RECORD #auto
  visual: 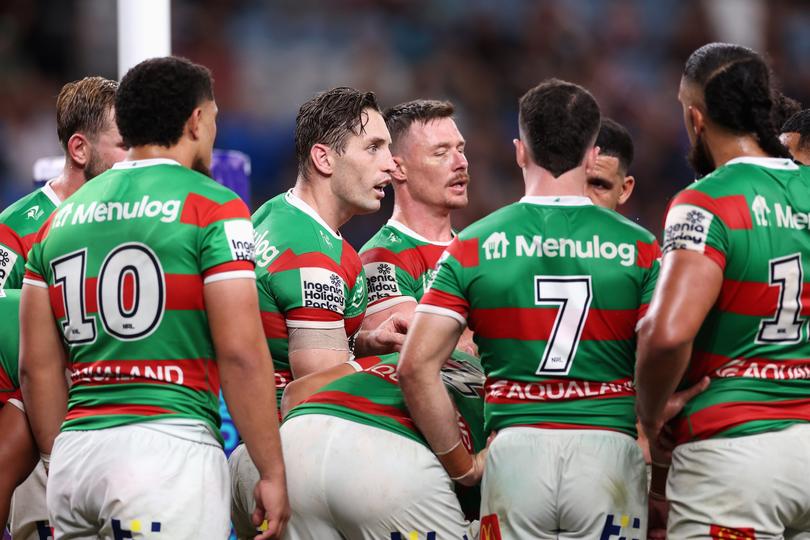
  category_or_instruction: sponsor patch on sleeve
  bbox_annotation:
[663,204,714,255]
[299,267,346,314]
[364,262,401,303]
[0,243,18,289]
[224,219,255,263]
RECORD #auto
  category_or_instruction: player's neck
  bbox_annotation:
[292,178,352,232]
[523,164,587,198]
[127,145,194,169]
[707,132,771,167]
[50,163,88,201]
[390,199,453,243]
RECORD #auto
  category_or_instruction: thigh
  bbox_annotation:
[322,419,470,540]
[228,443,260,539]
[558,431,647,540]
[667,433,795,540]
[479,428,558,540]
[47,432,98,540]
[10,461,50,540]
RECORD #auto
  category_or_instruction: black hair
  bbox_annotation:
[518,78,601,177]
[384,100,455,148]
[595,118,634,174]
[295,87,380,179]
[116,56,214,148]
[772,93,802,133]
[781,109,810,151]
[683,43,790,159]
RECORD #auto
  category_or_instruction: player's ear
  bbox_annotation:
[514,138,528,168]
[391,155,407,183]
[618,175,635,206]
[310,143,333,176]
[688,105,705,137]
[186,107,204,140]
[66,133,90,168]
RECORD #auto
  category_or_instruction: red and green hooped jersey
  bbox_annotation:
[287,350,486,454]
[24,159,257,444]
[360,220,452,315]
[419,196,660,437]
[0,181,60,290]
[0,289,22,408]
[252,191,367,405]
[662,157,810,443]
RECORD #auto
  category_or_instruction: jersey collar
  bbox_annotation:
[112,158,182,170]
[40,179,62,206]
[284,190,342,240]
[519,195,593,206]
[387,219,454,246]
[724,156,799,170]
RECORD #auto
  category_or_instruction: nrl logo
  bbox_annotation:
[26,205,44,220]
[319,230,333,248]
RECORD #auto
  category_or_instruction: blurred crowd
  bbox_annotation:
[1,0,808,244]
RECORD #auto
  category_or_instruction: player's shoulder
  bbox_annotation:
[360,222,404,254]
[590,205,657,243]
[0,187,55,232]
[253,191,340,255]
[455,202,522,241]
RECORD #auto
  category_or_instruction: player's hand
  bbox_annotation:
[641,376,710,449]
[252,477,290,540]
[587,154,620,179]
[456,448,488,487]
[647,492,668,540]
[355,313,409,356]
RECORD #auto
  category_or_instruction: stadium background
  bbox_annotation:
[0,0,809,537]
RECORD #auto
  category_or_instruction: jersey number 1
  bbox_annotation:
[757,254,805,344]
[534,276,592,375]
[51,243,166,344]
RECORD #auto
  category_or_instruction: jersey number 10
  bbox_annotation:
[51,242,166,345]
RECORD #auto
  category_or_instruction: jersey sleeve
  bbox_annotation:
[361,249,419,315]
[343,269,367,336]
[662,188,730,270]
[637,239,662,321]
[195,195,256,284]
[21,218,52,289]
[0,224,26,290]
[416,238,472,326]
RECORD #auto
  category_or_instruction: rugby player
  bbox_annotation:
[780,108,810,164]
[399,79,661,539]
[0,75,125,540]
[19,57,288,539]
[637,43,810,537]
[586,118,636,211]
[0,76,125,292]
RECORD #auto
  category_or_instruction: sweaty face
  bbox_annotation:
[398,117,469,210]
[330,108,395,215]
[586,154,625,210]
[84,108,127,180]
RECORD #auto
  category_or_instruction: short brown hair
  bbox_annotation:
[56,76,118,150]
[384,99,455,148]
[295,87,380,179]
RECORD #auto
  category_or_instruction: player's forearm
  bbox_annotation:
[635,320,692,429]
[220,352,286,480]
[19,368,67,454]
[402,372,461,453]
[280,363,354,418]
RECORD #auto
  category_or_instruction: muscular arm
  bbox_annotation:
[398,312,470,473]
[636,250,722,436]
[287,326,350,379]
[361,299,416,331]
[0,404,38,527]
[19,284,68,455]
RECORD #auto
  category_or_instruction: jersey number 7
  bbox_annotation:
[534,276,592,376]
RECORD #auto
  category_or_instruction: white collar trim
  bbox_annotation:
[519,195,593,207]
[112,158,182,170]
[40,180,62,206]
[284,190,342,239]
[387,219,454,246]
[725,157,799,170]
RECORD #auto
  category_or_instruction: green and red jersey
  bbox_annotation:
[24,159,257,443]
[360,220,452,315]
[662,157,810,443]
[252,190,367,405]
[287,350,486,454]
[419,196,660,437]
[0,181,60,290]
[0,289,23,409]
